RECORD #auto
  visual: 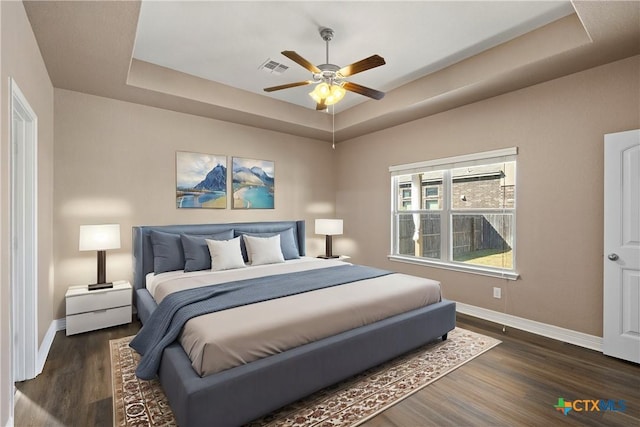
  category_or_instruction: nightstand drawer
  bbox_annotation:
[66,306,131,336]
[66,287,131,315]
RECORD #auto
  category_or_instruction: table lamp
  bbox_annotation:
[79,224,121,290]
[315,219,343,259]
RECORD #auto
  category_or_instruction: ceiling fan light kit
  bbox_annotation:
[309,82,346,106]
[263,27,386,110]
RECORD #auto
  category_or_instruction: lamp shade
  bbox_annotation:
[315,219,343,236]
[79,224,121,251]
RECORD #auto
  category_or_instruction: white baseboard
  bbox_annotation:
[56,317,66,332]
[455,302,603,352]
[36,318,66,375]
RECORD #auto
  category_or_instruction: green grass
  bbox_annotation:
[454,248,513,268]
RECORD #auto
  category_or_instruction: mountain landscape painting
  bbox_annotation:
[232,157,274,209]
[176,151,227,208]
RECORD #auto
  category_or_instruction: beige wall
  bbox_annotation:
[53,89,336,319]
[53,56,640,336]
[335,55,640,337]
[0,1,54,424]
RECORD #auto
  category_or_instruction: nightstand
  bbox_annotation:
[65,280,132,336]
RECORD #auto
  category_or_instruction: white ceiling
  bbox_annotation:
[133,1,575,112]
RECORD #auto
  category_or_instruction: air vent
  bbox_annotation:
[259,59,289,75]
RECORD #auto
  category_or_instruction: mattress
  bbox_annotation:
[147,257,442,377]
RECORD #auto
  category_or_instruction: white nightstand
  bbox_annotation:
[65,280,132,336]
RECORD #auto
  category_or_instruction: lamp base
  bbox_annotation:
[88,282,113,291]
[317,255,339,259]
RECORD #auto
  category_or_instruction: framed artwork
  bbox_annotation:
[176,151,227,209]
[232,157,275,209]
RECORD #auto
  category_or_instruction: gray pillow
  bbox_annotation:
[181,230,234,272]
[236,227,300,262]
[150,230,185,274]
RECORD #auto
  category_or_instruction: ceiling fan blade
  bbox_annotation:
[282,51,321,74]
[338,55,386,77]
[343,82,385,100]
[263,81,313,92]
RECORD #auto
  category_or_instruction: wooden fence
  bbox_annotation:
[398,213,512,258]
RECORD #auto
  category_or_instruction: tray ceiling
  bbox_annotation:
[133,1,575,111]
[23,1,640,142]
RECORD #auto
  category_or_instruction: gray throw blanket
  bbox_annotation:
[130,264,392,379]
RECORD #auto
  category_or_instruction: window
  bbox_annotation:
[399,186,412,209]
[425,187,438,197]
[424,185,440,210]
[389,148,518,280]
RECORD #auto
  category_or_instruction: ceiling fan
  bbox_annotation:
[263,27,386,111]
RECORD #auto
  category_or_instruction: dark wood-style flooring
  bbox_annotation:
[14,314,639,426]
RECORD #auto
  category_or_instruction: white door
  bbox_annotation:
[603,129,640,363]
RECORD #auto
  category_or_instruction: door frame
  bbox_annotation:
[9,78,39,387]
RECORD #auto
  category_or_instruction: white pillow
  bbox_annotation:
[243,234,285,266]
[206,237,246,271]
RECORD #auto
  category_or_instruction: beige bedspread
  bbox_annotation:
[148,258,441,377]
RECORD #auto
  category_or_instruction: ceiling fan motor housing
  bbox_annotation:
[315,64,343,84]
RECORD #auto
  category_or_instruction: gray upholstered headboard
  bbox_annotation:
[132,220,305,291]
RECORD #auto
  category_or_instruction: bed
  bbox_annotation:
[132,220,456,427]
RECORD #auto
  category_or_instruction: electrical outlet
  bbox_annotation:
[493,287,502,299]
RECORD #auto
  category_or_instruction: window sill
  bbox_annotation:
[388,255,520,280]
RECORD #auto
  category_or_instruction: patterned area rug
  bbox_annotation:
[110,328,500,426]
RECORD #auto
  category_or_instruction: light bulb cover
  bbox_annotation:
[309,90,322,103]
[317,82,330,97]
[309,83,345,106]
[325,84,346,105]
